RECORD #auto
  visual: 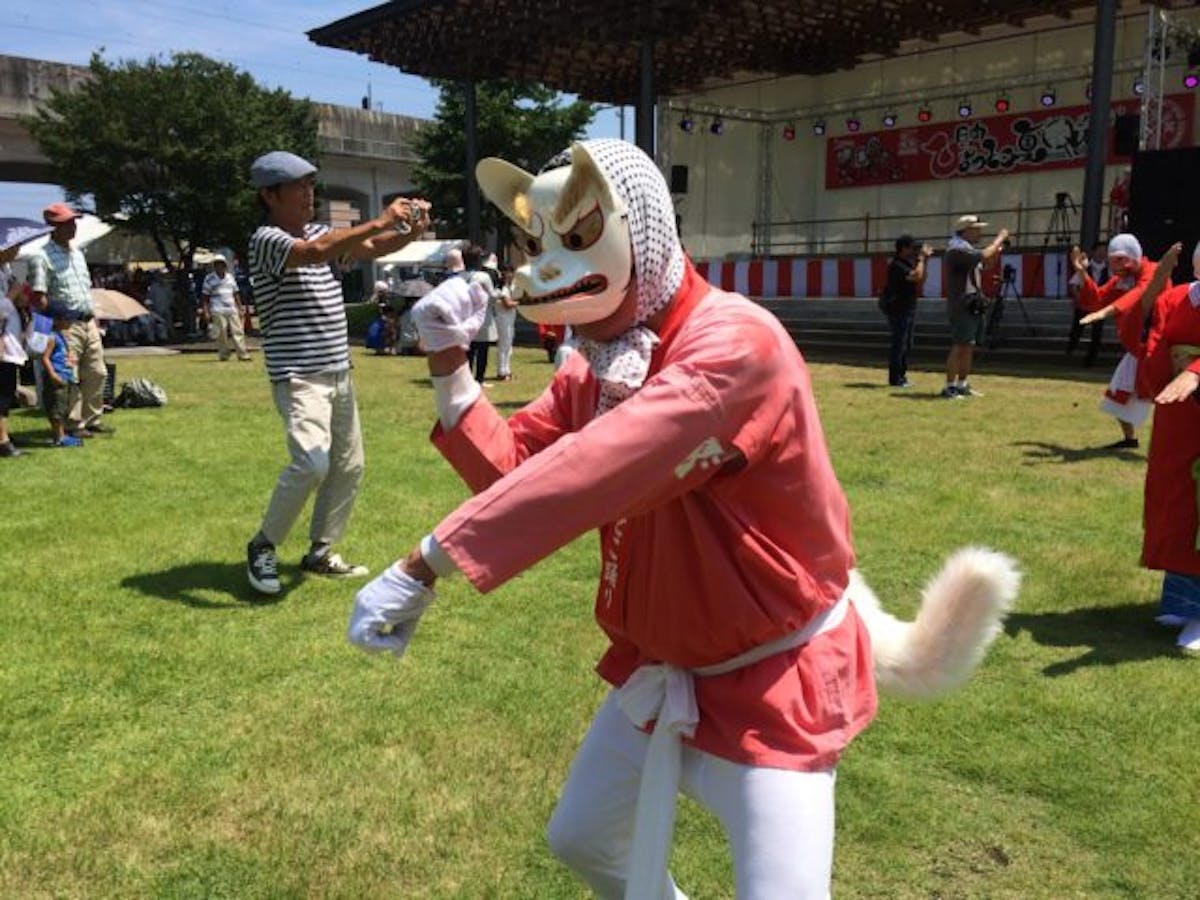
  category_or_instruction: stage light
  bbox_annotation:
[957,98,972,118]
[882,111,897,128]
[994,94,1010,113]
[1185,71,1199,90]
[917,105,933,123]
[1133,76,1145,96]
[812,119,827,136]
[845,115,861,133]
[710,117,724,136]
[782,123,796,141]
[679,116,693,133]
[1039,86,1057,107]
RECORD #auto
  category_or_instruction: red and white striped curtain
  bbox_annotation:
[694,252,1070,300]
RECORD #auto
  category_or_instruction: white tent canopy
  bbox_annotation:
[16,214,113,259]
[14,214,227,269]
[375,238,464,269]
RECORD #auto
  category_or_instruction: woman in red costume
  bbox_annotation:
[1090,241,1200,650]
[1071,234,1162,449]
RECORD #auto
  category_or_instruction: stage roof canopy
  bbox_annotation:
[309,0,1096,105]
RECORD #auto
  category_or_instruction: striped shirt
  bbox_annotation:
[29,241,93,317]
[202,271,239,315]
[248,223,350,381]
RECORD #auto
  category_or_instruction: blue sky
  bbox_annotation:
[1,0,626,213]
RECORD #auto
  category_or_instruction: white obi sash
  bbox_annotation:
[614,590,851,899]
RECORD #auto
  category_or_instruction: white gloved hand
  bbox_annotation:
[347,564,436,658]
[411,276,489,352]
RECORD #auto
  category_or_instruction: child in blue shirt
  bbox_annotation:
[41,312,82,448]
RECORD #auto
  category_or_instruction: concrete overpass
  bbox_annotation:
[0,54,428,232]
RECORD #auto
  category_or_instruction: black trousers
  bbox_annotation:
[1067,306,1104,364]
[467,341,490,382]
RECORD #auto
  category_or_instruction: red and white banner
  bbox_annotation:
[696,252,1073,300]
[825,93,1195,189]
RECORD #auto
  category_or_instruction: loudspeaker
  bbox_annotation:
[1130,147,1200,284]
[1113,114,1140,157]
[669,165,688,194]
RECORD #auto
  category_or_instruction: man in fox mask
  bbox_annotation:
[346,140,1015,898]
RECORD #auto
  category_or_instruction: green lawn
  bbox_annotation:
[1,346,1195,899]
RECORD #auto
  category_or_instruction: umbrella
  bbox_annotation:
[0,217,53,253]
[90,288,150,321]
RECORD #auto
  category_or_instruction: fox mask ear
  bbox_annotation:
[552,142,621,225]
[476,158,536,229]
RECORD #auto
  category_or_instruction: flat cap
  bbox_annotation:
[249,151,317,188]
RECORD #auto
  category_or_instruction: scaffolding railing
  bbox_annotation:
[750,200,1114,257]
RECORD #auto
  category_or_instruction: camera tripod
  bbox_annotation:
[986,266,1035,348]
[1027,191,1077,302]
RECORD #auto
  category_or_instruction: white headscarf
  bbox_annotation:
[566,140,686,414]
[1107,233,1143,290]
[1107,233,1143,263]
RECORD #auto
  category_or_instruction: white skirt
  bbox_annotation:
[1099,352,1152,427]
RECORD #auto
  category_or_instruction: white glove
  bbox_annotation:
[411,277,489,352]
[347,564,436,658]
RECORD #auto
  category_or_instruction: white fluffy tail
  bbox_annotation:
[851,547,1020,699]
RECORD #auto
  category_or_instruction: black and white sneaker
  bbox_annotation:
[300,551,369,578]
[247,541,281,594]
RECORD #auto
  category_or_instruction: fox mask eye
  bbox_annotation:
[561,205,604,252]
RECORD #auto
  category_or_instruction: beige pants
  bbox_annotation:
[259,370,365,547]
[211,310,248,360]
[66,319,107,428]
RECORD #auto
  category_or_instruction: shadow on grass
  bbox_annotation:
[890,392,958,403]
[121,562,292,609]
[842,382,889,390]
[1005,602,1183,676]
[1013,440,1143,464]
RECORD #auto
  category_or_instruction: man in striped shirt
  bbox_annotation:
[245,150,429,596]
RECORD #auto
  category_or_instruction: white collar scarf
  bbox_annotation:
[566,139,685,415]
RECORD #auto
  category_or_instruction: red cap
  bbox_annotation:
[43,202,79,225]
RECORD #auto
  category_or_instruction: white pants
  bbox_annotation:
[495,307,516,377]
[260,371,364,547]
[547,693,836,900]
[211,310,248,360]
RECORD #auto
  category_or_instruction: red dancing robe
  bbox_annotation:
[1117,282,1200,576]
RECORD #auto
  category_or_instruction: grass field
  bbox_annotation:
[1,345,1195,899]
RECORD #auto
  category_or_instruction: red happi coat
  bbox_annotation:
[430,261,877,771]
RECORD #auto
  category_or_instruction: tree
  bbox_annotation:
[411,80,595,246]
[25,52,318,274]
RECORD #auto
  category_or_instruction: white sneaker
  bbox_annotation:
[1176,619,1200,651]
[301,551,369,578]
